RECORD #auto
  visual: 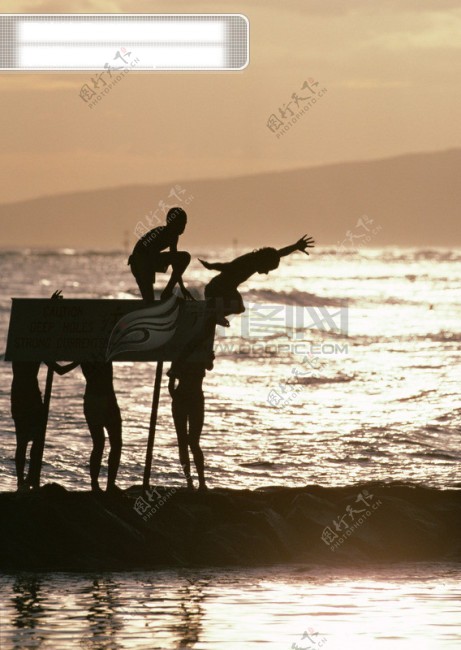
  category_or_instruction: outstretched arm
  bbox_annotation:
[199,259,228,272]
[278,235,315,258]
[46,361,79,376]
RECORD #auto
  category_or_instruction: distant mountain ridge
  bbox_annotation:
[1,149,460,248]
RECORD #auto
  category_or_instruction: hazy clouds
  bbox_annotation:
[0,0,459,202]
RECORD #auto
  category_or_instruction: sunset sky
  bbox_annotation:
[0,0,460,204]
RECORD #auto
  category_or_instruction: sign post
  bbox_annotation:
[143,361,164,493]
[4,297,216,489]
[33,365,54,486]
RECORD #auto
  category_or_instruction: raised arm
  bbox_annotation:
[46,293,77,375]
[277,235,315,258]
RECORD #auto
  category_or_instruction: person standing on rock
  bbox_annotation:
[168,351,214,492]
[52,361,123,494]
[11,291,64,491]
[128,206,194,303]
[11,361,45,491]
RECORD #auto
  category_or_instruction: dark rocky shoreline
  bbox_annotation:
[1,482,460,570]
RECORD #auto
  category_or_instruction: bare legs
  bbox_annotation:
[27,437,42,490]
[134,271,156,303]
[14,438,27,489]
[172,403,193,489]
[88,425,105,491]
[87,419,122,492]
[161,252,191,300]
[188,393,205,490]
[171,380,206,491]
[130,251,191,302]
[107,422,122,490]
[204,287,245,327]
[14,424,42,491]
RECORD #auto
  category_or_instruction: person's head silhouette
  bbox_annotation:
[166,207,187,235]
[253,247,280,274]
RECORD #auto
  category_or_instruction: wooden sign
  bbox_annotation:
[5,296,215,362]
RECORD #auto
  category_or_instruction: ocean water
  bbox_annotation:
[0,247,460,492]
[0,564,460,649]
[1,247,461,648]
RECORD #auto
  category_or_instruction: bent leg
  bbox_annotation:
[161,251,191,299]
[204,282,244,326]
[224,289,245,316]
[130,256,155,302]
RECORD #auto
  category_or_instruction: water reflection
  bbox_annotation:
[171,579,207,649]
[76,574,207,649]
[80,577,123,649]
[1,566,461,649]
[11,575,45,649]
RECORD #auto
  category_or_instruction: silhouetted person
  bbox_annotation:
[11,361,44,491]
[200,235,315,325]
[53,361,122,493]
[128,207,193,302]
[82,362,122,493]
[11,291,63,490]
[168,352,214,491]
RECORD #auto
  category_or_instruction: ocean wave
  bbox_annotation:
[244,288,347,307]
[409,451,458,461]
[293,373,355,386]
[425,331,461,343]
[239,461,280,469]
[376,249,461,263]
[396,389,438,402]
[315,247,461,262]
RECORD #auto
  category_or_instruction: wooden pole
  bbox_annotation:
[34,365,54,487]
[143,361,163,492]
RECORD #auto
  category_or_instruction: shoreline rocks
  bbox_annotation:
[1,482,460,570]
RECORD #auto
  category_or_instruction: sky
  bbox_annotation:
[0,0,460,203]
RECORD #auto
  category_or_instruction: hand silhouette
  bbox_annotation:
[181,288,196,301]
[205,351,215,371]
[295,235,315,255]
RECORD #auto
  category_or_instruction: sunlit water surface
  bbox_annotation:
[1,248,461,648]
[1,564,460,649]
[0,247,460,491]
